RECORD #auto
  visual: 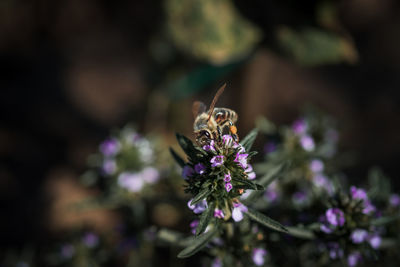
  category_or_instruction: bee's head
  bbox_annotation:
[195,129,213,147]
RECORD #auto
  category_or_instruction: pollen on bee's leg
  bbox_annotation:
[230,125,237,135]
[238,189,244,194]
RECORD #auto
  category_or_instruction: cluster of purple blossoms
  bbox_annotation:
[309,159,334,195]
[291,118,315,152]
[117,167,160,193]
[224,172,232,192]
[350,186,376,215]
[350,228,381,249]
[99,130,155,176]
[99,138,121,175]
[320,208,346,233]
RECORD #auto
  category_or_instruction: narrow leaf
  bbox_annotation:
[196,202,216,236]
[240,128,258,152]
[245,208,288,233]
[285,226,316,240]
[191,187,212,206]
[232,176,258,190]
[169,147,186,168]
[177,226,218,258]
[176,133,201,159]
[371,214,400,226]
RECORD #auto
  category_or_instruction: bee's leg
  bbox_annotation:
[232,133,239,142]
[217,126,222,143]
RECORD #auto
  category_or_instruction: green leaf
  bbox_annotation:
[240,128,258,152]
[245,208,288,233]
[169,147,186,168]
[177,226,219,258]
[190,187,213,206]
[255,116,276,134]
[257,162,288,187]
[176,133,202,159]
[371,214,400,226]
[232,176,263,191]
[196,202,216,236]
[285,226,316,240]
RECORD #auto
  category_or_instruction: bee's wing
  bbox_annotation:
[192,101,207,118]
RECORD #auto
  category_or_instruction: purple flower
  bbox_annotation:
[224,173,231,182]
[182,165,194,180]
[214,209,225,219]
[233,142,246,153]
[190,220,199,235]
[313,174,334,195]
[347,252,362,267]
[327,242,344,259]
[225,182,233,192]
[265,190,279,203]
[222,134,233,146]
[210,155,225,167]
[350,186,368,201]
[264,142,277,154]
[203,140,216,152]
[99,138,120,156]
[252,248,267,266]
[61,244,75,259]
[310,159,324,173]
[118,172,144,193]
[350,229,368,244]
[234,153,249,169]
[141,167,160,183]
[362,201,376,215]
[292,118,307,135]
[82,232,99,248]
[194,163,206,174]
[102,159,117,175]
[368,234,381,249]
[389,194,400,207]
[188,199,207,214]
[245,164,256,180]
[300,135,315,151]
[211,258,222,267]
[264,181,279,202]
[326,208,345,227]
[292,191,308,205]
[320,223,333,234]
[232,202,248,222]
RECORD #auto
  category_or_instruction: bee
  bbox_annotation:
[193,83,239,147]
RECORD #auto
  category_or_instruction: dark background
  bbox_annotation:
[1,0,399,258]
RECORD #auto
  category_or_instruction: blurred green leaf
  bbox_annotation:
[169,147,186,167]
[285,226,316,240]
[191,187,213,206]
[240,128,258,152]
[196,202,216,236]
[177,226,219,258]
[277,26,358,66]
[245,208,288,233]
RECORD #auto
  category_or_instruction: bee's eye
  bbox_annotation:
[201,130,210,138]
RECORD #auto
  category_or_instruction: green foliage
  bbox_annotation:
[177,226,219,258]
[245,208,288,233]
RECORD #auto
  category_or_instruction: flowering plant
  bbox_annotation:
[170,129,289,258]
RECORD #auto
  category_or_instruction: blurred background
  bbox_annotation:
[1,0,400,265]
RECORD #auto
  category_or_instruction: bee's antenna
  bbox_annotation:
[207,83,226,121]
